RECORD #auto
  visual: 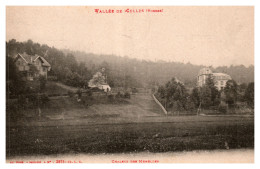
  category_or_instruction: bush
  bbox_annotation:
[47,75,58,81]
[40,94,50,105]
[27,93,38,106]
[218,103,228,113]
[17,95,27,108]
[107,94,114,101]
[124,92,131,99]
[116,92,123,98]
[68,91,74,97]
[76,89,82,98]
[132,88,138,94]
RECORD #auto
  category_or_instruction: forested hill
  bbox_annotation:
[63,49,254,86]
[6,39,254,88]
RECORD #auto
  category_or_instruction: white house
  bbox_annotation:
[197,67,232,90]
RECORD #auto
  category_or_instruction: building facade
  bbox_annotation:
[14,53,51,80]
[197,67,232,90]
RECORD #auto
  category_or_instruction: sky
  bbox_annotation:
[6,6,254,67]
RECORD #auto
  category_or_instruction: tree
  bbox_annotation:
[206,74,219,105]
[25,39,34,55]
[199,85,212,108]
[191,87,200,107]
[28,64,39,79]
[6,56,26,95]
[157,78,188,112]
[39,75,47,91]
[198,75,220,108]
[224,80,238,107]
[244,82,254,108]
[237,83,247,102]
[157,85,166,99]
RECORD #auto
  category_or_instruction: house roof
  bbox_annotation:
[212,73,232,80]
[15,53,51,67]
[38,56,51,67]
[198,67,212,76]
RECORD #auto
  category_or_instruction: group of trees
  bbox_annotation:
[6,56,26,96]
[156,78,194,112]
[156,76,254,114]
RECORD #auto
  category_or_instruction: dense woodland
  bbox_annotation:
[63,49,254,88]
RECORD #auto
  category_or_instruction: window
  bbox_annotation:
[221,81,224,85]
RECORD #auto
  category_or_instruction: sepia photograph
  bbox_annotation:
[5,6,254,163]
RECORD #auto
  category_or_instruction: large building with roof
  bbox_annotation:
[14,53,51,80]
[197,67,232,90]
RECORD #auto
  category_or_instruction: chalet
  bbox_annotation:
[14,53,51,80]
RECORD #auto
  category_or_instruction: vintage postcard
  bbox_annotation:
[5,6,254,163]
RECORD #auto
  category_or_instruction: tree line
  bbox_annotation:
[64,49,254,88]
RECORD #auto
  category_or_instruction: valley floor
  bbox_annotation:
[6,93,254,162]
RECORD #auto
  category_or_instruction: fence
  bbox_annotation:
[152,94,168,115]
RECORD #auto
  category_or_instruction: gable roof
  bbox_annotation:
[15,53,51,67]
[38,56,51,67]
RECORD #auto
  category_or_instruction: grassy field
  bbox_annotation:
[6,93,254,158]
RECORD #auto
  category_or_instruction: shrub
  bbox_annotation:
[68,91,74,97]
[47,75,58,81]
[76,89,82,98]
[27,93,38,106]
[86,90,92,96]
[17,95,27,108]
[40,94,50,105]
[218,103,228,113]
[107,94,114,101]
[116,92,123,98]
[124,92,131,99]
[132,88,138,94]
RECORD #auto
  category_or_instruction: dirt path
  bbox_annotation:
[129,93,165,115]
[54,82,80,92]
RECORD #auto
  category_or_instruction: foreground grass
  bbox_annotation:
[6,117,254,157]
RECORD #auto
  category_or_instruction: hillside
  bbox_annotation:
[6,39,254,90]
[63,49,254,87]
